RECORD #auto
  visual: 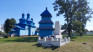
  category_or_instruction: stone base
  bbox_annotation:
[38,36,70,47]
[54,35,62,39]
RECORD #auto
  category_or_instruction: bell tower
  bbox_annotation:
[38,7,54,37]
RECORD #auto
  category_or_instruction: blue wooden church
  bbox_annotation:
[38,7,54,37]
[10,13,37,36]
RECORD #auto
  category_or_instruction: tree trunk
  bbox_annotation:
[80,33,82,36]
[68,23,71,37]
[68,30,71,37]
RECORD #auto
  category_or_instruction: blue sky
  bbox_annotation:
[0,0,93,31]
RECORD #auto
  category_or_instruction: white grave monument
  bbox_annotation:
[54,21,62,39]
[38,21,70,47]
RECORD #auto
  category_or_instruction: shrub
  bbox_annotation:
[3,35,8,38]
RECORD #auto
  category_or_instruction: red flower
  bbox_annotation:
[49,38,51,40]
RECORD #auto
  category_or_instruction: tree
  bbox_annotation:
[4,18,16,34]
[53,0,78,37]
[72,21,83,36]
[72,0,92,36]
[53,0,92,37]
[10,18,16,28]
[61,23,67,30]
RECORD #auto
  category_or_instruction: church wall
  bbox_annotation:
[28,26,31,36]
[20,26,28,36]
[40,24,53,27]
[20,30,28,36]
[42,18,51,20]
[14,28,20,36]
[19,20,26,24]
[31,27,36,35]
[39,30,53,37]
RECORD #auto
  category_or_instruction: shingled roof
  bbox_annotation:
[41,7,52,17]
[38,27,53,30]
[39,20,53,24]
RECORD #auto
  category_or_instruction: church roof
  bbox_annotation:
[27,13,31,21]
[38,27,53,30]
[19,13,26,20]
[14,25,22,29]
[39,20,53,24]
[19,18,26,20]
[13,25,25,30]
[27,24,36,27]
[11,29,16,31]
[17,23,27,25]
[41,7,52,17]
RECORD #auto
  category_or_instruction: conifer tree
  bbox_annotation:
[4,18,16,34]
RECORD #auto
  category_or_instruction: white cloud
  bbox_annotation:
[86,22,93,31]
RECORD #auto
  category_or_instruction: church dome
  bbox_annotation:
[27,13,31,21]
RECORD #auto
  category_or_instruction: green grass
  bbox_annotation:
[0,36,37,43]
[0,36,93,52]
[83,34,93,36]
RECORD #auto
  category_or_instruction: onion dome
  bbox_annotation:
[19,13,26,24]
[27,13,31,21]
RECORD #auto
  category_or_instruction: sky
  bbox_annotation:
[0,0,93,31]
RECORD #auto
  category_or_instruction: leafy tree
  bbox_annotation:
[53,0,92,37]
[72,21,83,36]
[4,18,16,34]
[10,18,16,28]
[61,23,67,30]
[72,0,92,36]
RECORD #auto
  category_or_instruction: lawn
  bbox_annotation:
[0,36,93,52]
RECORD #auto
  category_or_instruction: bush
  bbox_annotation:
[3,35,8,38]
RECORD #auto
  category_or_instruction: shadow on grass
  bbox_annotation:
[32,43,59,50]
[4,37,38,42]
